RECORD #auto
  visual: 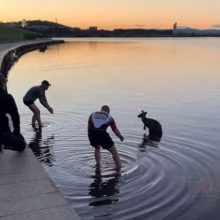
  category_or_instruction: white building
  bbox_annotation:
[21,19,27,28]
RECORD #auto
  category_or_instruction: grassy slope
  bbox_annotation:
[0,25,41,43]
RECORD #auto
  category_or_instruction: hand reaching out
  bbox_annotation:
[48,107,54,114]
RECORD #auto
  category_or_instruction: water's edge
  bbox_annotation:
[0,39,64,76]
[0,40,82,220]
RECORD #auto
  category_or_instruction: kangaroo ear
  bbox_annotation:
[141,110,144,113]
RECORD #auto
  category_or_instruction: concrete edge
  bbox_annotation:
[0,39,64,76]
[0,40,82,220]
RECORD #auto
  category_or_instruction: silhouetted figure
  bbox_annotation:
[23,80,54,129]
[138,110,162,141]
[1,50,17,75]
[10,50,18,63]
[0,73,26,152]
[88,105,124,170]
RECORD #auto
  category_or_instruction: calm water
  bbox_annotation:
[8,38,220,220]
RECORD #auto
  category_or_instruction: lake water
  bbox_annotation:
[8,38,220,220]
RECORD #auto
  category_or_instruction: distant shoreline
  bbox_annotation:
[2,21,220,40]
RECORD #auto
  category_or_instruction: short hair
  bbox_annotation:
[41,80,51,86]
[101,105,110,113]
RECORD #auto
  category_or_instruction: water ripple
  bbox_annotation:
[11,38,220,220]
[22,109,220,220]
[24,113,220,220]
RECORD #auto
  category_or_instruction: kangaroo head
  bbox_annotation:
[137,110,147,118]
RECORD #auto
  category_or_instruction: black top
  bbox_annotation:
[0,88,20,134]
[23,86,47,107]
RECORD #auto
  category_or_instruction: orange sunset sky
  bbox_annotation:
[1,0,220,30]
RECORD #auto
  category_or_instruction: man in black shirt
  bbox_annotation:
[23,80,53,129]
[0,73,26,152]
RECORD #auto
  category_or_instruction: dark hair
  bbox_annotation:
[41,80,51,86]
[101,105,110,113]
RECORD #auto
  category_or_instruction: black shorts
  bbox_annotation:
[23,100,34,106]
[88,130,114,149]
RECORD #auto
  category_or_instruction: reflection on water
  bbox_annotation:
[138,133,159,150]
[8,38,220,220]
[89,167,120,207]
[29,128,55,166]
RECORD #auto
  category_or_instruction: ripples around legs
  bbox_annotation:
[24,111,220,220]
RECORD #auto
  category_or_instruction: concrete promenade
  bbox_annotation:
[0,40,53,66]
[0,41,81,220]
[0,39,63,59]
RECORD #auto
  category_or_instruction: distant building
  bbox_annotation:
[21,19,27,28]
[172,22,178,35]
[173,22,177,30]
[89,26,98,31]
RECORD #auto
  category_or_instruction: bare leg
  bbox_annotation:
[107,145,121,169]
[94,146,101,167]
[28,104,42,128]
[32,115,36,127]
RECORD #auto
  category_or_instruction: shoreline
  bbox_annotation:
[0,39,81,220]
[0,38,64,76]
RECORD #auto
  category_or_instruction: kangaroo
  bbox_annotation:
[138,110,162,141]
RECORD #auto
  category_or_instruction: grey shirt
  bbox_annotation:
[23,86,47,107]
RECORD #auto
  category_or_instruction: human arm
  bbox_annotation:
[39,90,53,114]
[114,128,124,141]
[111,119,124,141]
[44,102,53,114]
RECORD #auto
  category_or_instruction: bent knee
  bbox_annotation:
[108,145,117,152]
[34,108,40,115]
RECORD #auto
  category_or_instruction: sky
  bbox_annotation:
[1,0,220,30]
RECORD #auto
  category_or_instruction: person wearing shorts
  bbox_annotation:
[23,80,53,129]
[88,105,124,169]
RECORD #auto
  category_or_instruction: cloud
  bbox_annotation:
[212,24,220,29]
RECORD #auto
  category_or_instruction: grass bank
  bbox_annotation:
[0,24,44,43]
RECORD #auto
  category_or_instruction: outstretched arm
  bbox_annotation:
[39,90,53,114]
[111,120,124,141]
[44,102,53,114]
[113,128,124,141]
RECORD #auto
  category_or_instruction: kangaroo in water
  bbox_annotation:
[137,110,162,141]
